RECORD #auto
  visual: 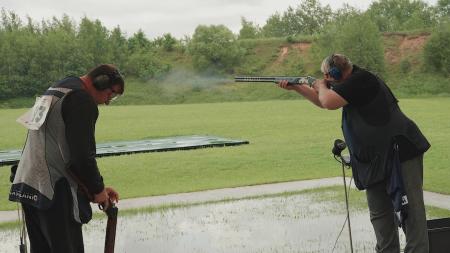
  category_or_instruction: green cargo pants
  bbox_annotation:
[366,155,429,253]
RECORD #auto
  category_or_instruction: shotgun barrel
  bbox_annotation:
[234,76,316,87]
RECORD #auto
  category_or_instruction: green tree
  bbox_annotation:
[109,26,129,68]
[339,15,385,73]
[188,25,244,73]
[153,33,178,51]
[367,0,437,31]
[77,17,112,67]
[40,15,85,78]
[25,16,39,34]
[0,10,45,97]
[128,29,151,53]
[262,13,286,37]
[424,21,450,75]
[261,0,332,37]
[123,49,171,80]
[0,13,118,99]
[282,0,332,35]
[437,0,450,22]
[1,8,22,32]
[333,4,362,25]
[314,15,385,74]
[238,17,261,39]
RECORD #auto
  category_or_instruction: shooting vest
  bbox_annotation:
[9,78,91,224]
[342,76,430,190]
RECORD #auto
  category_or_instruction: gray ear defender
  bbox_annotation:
[92,74,111,90]
[92,70,122,90]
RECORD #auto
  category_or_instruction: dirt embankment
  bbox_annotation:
[274,43,311,64]
[385,34,429,64]
[274,33,429,65]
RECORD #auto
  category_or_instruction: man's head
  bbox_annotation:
[85,64,125,105]
[321,54,353,82]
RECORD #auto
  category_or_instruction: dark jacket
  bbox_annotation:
[340,70,430,190]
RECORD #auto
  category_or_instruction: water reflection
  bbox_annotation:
[1,189,406,253]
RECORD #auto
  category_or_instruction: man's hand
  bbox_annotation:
[313,79,348,109]
[94,187,119,210]
[312,79,328,92]
[277,80,300,90]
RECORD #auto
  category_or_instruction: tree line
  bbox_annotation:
[0,11,178,99]
[239,0,448,38]
[1,0,449,99]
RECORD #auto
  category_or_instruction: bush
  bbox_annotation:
[400,59,412,73]
[424,21,450,75]
[123,50,171,80]
[338,15,385,74]
[154,33,178,52]
[238,17,261,39]
[188,25,244,73]
[286,35,296,43]
[366,0,437,32]
[314,15,385,74]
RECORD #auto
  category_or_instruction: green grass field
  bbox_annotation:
[1,98,449,211]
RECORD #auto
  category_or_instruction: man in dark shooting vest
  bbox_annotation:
[10,64,124,252]
[278,54,430,253]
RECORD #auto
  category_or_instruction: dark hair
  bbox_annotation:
[87,64,124,93]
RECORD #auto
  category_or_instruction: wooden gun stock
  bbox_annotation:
[104,202,118,253]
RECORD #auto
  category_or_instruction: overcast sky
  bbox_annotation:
[1,0,439,39]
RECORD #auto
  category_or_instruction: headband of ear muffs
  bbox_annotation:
[92,70,122,90]
[328,55,343,81]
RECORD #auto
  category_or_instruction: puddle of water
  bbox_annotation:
[0,189,406,253]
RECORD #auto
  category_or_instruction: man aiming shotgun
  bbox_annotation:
[273,54,430,252]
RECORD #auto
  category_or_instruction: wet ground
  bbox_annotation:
[0,187,406,253]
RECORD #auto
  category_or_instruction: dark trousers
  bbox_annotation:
[366,155,429,253]
[22,180,84,253]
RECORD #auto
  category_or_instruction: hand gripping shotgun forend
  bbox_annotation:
[234,76,316,87]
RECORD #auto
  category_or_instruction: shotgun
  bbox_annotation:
[67,170,118,253]
[234,76,316,87]
[103,201,118,253]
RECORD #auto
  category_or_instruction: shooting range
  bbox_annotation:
[1,0,450,252]
[2,135,450,252]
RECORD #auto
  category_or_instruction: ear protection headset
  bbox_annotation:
[92,70,122,90]
[327,54,343,81]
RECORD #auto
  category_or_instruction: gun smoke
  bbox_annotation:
[160,68,232,91]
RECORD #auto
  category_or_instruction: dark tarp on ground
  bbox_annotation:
[0,135,249,166]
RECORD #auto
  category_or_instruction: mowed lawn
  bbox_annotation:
[1,98,449,211]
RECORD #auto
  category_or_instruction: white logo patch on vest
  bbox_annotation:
[17,95,52,130]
